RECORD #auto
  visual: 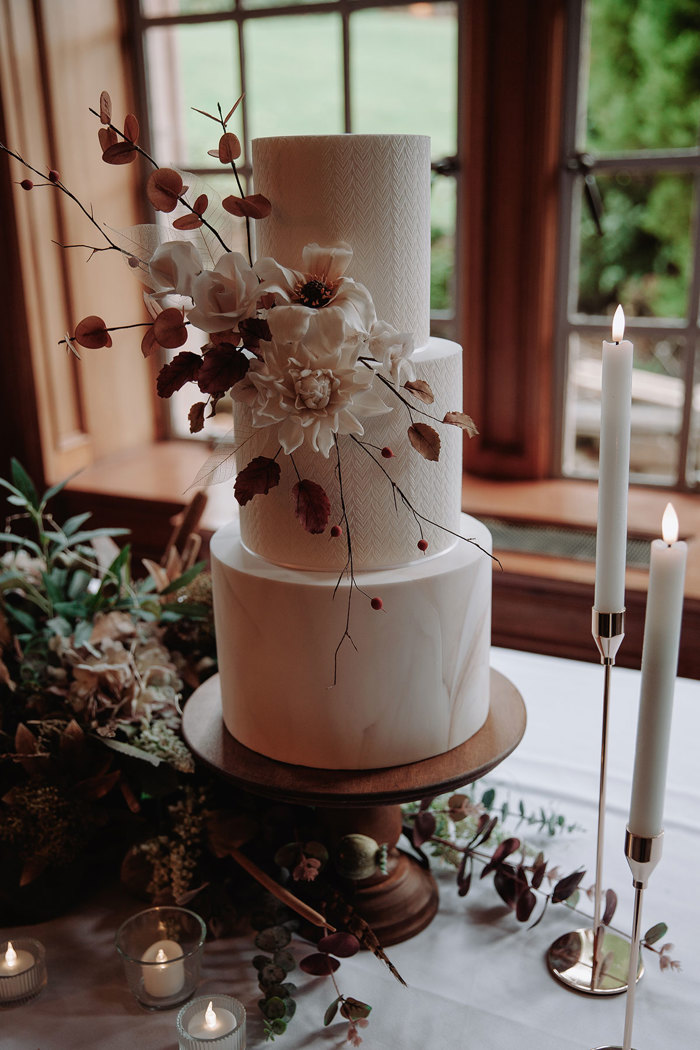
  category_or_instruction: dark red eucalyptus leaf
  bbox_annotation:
[74,315,112,349]
[551,869,585,904]
[153,307,188,349]
[218,131,241,163]
[188,402,206,434]
[531,859,547,891]
[324,998,341,1027]
[299,953,339,976]
[101,141,137,165]
[234,456,281,506]
[123,113,140,143]
[457,865,472,898]
[99,90,112,124]
[489,837,521,865]
[493,867,519,908]
[193,193,209,216]
[197,345,249,394]
[172,214,203,231]
[239,316,272,350]
[403,379,434,404]
[443,411,479,436]
[147,167,184,213]
[407,422,441,462]
[411,809,436,848]
[339,998,371,1022]
[472,814,498,848]
[602,888,618,927]
[156,351,202,398]
[516,887,537,922]
[141,327,160,358]
[418,796,435,812]
[317,933,360,958]
[222,193,272,219]
[98,126,118,152]
[292,480,330,534]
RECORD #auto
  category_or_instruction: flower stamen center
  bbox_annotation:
[294,278,334,309]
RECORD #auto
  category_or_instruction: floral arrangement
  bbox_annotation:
[1,90,482,670]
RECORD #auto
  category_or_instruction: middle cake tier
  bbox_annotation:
[234,336,463,571]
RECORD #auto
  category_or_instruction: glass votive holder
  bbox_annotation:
[0,938,47,1005]
[115,906,206,1010]
[177,995,246,1050]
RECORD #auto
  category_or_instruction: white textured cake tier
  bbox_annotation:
[235,337,463,571]
[252,134,431,348]
[211,513,492,770]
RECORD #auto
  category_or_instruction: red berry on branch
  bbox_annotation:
[417,539,428,552]
[128,255,141,268]
[381,447,394,458]
[20,179,33,191]
[370,597,383,611]
[48,169,60,183]
[330,524,342,538]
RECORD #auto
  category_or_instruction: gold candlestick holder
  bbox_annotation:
[547,609,642,995]
[592,828,664,1050]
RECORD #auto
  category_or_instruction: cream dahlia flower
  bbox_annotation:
[186,252,260,333]
[255,242,376,334]
[232,307,390,457]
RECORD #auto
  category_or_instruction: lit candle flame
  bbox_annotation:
[205,1001,217,1030]
[662,503,679,544]
[155,948,167,964]
[612,304,625,342]
[5,942,17,968]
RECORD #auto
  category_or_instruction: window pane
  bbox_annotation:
[688,352,700,486]
[351,5,457,158]
[575,173,693,319]
[244,16,343,138]
[141,0,233,14]
[241,0,329,7]
[145,24,241,169]
[563,333,685,484]
[430,174,456,316]
[584,0,700,152]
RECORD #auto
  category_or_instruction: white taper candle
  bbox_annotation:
[594,305,634,614]
[628,504,687,838]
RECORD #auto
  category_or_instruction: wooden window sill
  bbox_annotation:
[60,441,700,678]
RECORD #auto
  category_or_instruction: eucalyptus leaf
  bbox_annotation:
[324,997,341,1027]
[643,922,668,946]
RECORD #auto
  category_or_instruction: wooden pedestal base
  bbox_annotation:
[183,669,525,945]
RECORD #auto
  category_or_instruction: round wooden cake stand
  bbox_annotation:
[183,669,525,946]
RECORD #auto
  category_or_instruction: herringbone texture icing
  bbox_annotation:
[236,338,463,570]
[253,135,432,348]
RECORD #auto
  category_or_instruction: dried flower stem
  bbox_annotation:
[228,845,335,932]
[215,102,252,267]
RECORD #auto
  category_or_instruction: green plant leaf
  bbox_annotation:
[481,788,496,809]
[324,996,341,1027]
[643,922,668,946]
[99,737,163,766]
[0,533,44,558]
[4,603,36,632]
[60,512,93,537]
[51,527,130,554]
[40,468,83,509]
[160,560,207,595]
[159,601,211,620]
[10,459,39,509]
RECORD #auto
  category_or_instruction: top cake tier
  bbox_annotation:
[252,134,432,348]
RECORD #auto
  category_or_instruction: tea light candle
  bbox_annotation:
[0,939,46,1002]
[187,1000,238,1040]
[141,938,185,998]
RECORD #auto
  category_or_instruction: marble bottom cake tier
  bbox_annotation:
[210,514,492,770]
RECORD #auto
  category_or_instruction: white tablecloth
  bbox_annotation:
[3,648,699,1049]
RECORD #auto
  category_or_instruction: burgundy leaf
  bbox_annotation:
[99,90,112,124]
[516,887,537,922]
[531,858,547,891]
[443,411,479,436]
[493,867,519,908]
[292,480,330,534]
[193,193,209,216]
[317,933,360,959]
[339,998,372,1022]
[153,307,188,349]
[147,167,184,213]
[551,869,585,904]
[188,401,206,434]
[218,131,241,163]
[156,351,202,398]
[74,315,112,349]
[101,141,137,165]
[412,810,436,848]
[239,316,271,350]
[489,837,521,865]
[172,214,203,231]
[472,814,498,848]
[602,888,617,927]
[407,422,441,462]
[299,953,339,976]
[403,379,435,404]
[197,345,249,394]
[123,113,140,143]
[234,456,281,506]
[98,126,118,152]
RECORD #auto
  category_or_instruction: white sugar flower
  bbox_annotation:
[186,252,260,333]
[256,242,376,334]
[368,320,416,387]
[232,307,390,457]
[147,241,202,300]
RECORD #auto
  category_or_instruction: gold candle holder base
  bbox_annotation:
[546,927,642,995]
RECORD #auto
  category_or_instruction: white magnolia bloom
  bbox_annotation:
[232,308,390,457]
[255,242,376,335]
[147,241,202,300]
[187,252,260,333]
[368,320,416,387]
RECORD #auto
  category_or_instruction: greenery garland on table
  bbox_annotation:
[0,463,679,1045]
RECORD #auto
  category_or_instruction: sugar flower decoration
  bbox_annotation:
[186,252,260,333]
[232,307,390,457]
